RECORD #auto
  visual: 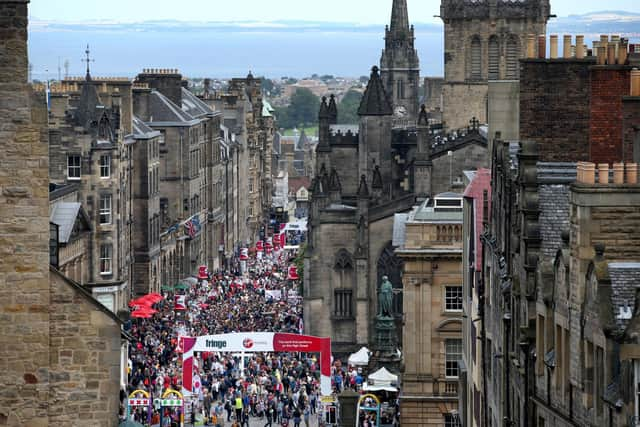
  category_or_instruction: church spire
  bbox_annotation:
[390,0,409,34]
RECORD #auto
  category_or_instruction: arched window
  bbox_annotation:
[488,36,500,80]
[397,79,405,100]
[506,36,520,79]
[470,36,482,80]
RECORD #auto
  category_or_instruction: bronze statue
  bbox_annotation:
[378,275,394,317]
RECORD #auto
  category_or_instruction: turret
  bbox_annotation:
[413,105,433,197]
[328,94,338,125]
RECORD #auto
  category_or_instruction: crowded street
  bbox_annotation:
[124,247,328,427]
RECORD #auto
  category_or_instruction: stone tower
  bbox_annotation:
[0,0,51,424]
[440,0,550,129]
[380,0,420,121]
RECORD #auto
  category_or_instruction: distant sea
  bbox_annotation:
[29,27,444,80]
[28,14,640,81]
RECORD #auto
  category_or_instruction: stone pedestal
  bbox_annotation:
[375,315,397,356]
[337,389,360,427]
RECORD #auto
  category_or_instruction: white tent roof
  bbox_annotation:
[348,347,370,366]
[362,382,398,393]
[368,367,398,385]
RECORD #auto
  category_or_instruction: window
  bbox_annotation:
[99,194,112,225]
[445,286,463,312]
[488,36,500,80]
[67,155,81,180]
[334,289,353,318]
[445,339,463,378]
[99,244,112,275]
[470,36,482,80]
[444,413,462,427]
[506,36,520,79]
[99,154,111,178]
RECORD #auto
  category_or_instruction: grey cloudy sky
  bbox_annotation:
[31,0,640,23]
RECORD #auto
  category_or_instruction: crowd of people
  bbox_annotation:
[124,249,323,426]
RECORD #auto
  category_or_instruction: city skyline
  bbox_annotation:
[30,0,640,24]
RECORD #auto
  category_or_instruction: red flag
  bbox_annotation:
[174,295,187,311]
[256,241,264,252]
[288,265,299,280]
[240,248,249,261]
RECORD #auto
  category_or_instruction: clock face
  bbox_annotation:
[394,105,407,118]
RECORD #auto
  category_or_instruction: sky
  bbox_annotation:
[30,0,640,24]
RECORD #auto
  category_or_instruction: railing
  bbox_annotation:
[629,416,640,427]
[433,379,459,396]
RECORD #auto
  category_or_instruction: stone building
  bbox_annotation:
[0,2,124,425]
[304,0,488,356]
[128,117,162,294]
[466,37,640,427]
[396,193,465,426]
[439,0,550,130]
[132,70,225,284]
[459,168,491,427]
[48,72,134,310]
[49,183,92,285]
[207,74,275,247]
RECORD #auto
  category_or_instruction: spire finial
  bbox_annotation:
[83,44,95,81]
[390,0,410,33]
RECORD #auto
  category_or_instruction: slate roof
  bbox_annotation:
[608,262,640,334]
[358,66,393,116]
[148,90,197,124]
[132,116,160,139]
[181,88,214,118]
[50,202,87,243]
[538,184,571,261]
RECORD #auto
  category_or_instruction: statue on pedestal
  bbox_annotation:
[377,275,394,318]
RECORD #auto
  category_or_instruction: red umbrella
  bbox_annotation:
[142,293,164,304]
[131,310,152,319]
[128,297,152,308]
[132,305,158,315]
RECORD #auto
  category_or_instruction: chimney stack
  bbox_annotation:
[550,35,558,59]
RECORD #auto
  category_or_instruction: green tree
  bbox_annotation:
[337,89,363,124]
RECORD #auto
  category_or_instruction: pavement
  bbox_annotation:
[183,412,324,427]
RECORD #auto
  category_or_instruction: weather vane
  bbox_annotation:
[83,44,95,79]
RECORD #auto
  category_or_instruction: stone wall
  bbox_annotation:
[49,269,121,427]
[0,0,51,424]
[520,59,594,162]
[431,143,488,195]
[442,83,488,130]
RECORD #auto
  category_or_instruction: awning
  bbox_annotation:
[362,382,398,393]
[348,347,371,366]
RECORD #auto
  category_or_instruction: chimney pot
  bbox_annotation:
[619,41,628,65]
[626,163,638,184]
[584,163,596,184]
[538,35,547,59]
[600,34,609,46]
[550,35,558,59]
[613,163,625,184]
[607,44,616,65]
[598,163,610,184]
[563,35,572,59]
[597,46,607,65]
[576,35,585,59]
[526,34,536,59]
[631,69,640,97]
